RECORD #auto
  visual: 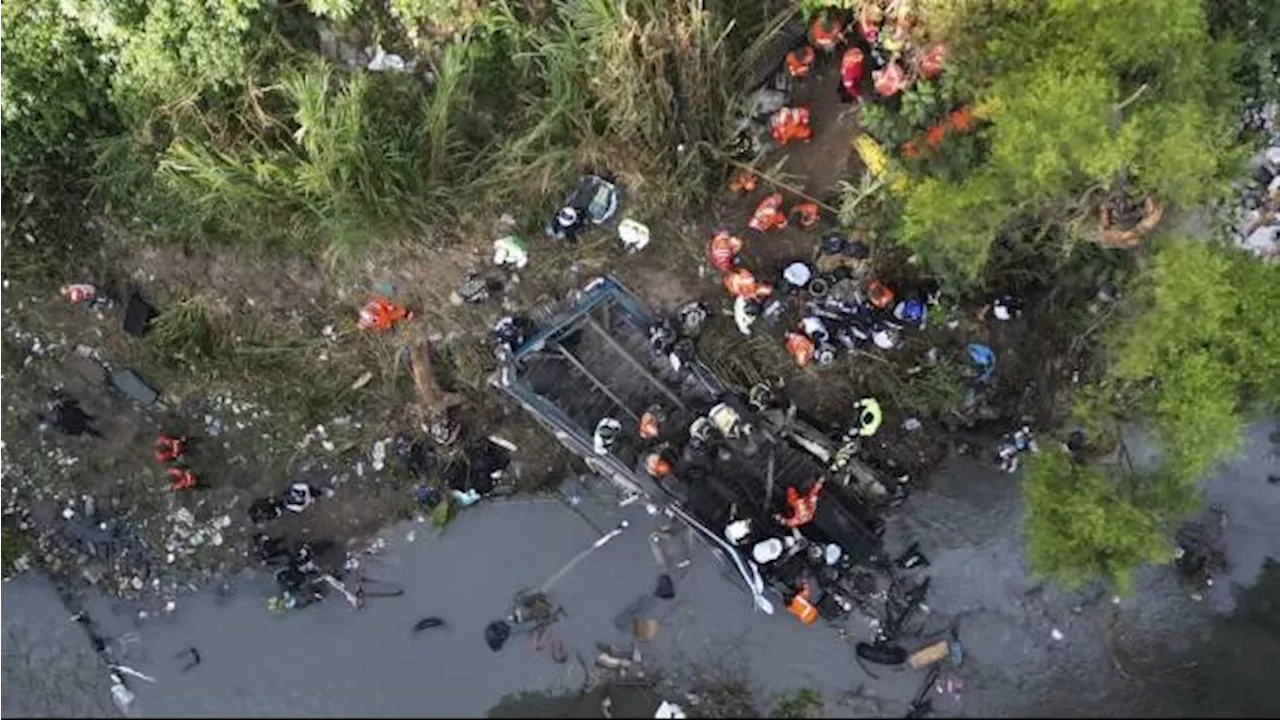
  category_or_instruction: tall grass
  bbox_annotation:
[91,0,772,257]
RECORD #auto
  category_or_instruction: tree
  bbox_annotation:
[898,0,1240,285]
[1022,448,1171,594]
[1110,239,1280,484]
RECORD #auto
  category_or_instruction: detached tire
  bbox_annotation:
[856,641,908,666]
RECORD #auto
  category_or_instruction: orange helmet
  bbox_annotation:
[786,46,817,78]
[867,280,895,309]
[786,331,816,366]
[808,14,844,52]
[639,410,662,439]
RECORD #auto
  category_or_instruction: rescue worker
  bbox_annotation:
[790,202,820,228]
[639,406,665,440]
[708,230,744,272]
[749,193,789,232]
[777,478,826,528]
[494,315,527,357]
[873,62,909,97]
[769,107,813,147]
[284,482,315,513]
[725,518,753,547]
[677,302,709,338]
[786,45,817,79]
[644,452,674,478]
[852,397,883,437]
[723,267,773,300]
[547,205,586,243]
[167,467,198,491]
[786,330,816,367]
[593,417,622,454]
[839,47,866,104]
[153,433,188,463]
[808,12,844,53]
[357,297,411,332]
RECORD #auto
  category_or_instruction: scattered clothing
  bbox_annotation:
[46,397,101,437]
[492,236,529,269]
[485,620,512,651]
[284,483,316,513]
[123,292,155,337]
[176,647,201,673]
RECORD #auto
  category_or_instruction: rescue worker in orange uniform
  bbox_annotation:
[873,62,909,97]
[787,583,820,625]
[154,433,188,463]
[790,202,820,229]
[724,268,773,301]
[866,279,895,310]
[786,45,817,78]
[168,467,199,491]
[708,230,744,272]
[644,452,673,478]
[785,330,816,367]
[770,107,813,147]
[808,13,844,53]
[777,477,825,529]
[748,193,789,232]
[357,297,411,332]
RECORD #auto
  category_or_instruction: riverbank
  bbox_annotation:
[5,421,1276,718]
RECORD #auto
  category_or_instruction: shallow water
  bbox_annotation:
[3,423,1277,718]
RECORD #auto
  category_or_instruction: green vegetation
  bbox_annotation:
[1023,448,1170,595]
[771,688,824,719]
[4,0,1279,597]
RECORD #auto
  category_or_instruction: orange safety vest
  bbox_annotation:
[782,481,823,528]
[867,280,895,310]
[749,193,789,232]
[770,107,813,146]
[708,231,744,272]
[785,331,815,367]
[787,585,819,625]
[791,202,820,228]
[724,268,772,300]
[358,297,410,331]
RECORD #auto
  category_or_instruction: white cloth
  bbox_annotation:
[993,303,1012,321]
[872,328,898,350]
[726,519,752,545]
[783,261,813,288]
[619,218,651,252]
[492,236,528,269]
[752,537,784,564]
[801,316,828,341]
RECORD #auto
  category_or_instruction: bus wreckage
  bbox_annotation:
[494,276,913,628]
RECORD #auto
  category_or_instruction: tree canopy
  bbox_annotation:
[898,0,1240,285]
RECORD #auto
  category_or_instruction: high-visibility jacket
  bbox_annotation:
[785,331,815,367]
[708,231,743,272]
[749,193,788,232]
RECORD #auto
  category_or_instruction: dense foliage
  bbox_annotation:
[1023,448,1170,594]
[892,0,1241,284]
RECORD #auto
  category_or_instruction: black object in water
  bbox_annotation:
[414,617,445,632]
[856,641,908,666]
[485,620,512,651]
[654,574,675,600]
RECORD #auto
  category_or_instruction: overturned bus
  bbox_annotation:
[493,276,888,624]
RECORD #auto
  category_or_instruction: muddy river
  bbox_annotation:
[4,423,1277,718]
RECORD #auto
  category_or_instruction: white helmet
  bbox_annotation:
[557,207,579,228]
[752,537,784,564]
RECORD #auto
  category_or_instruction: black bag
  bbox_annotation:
[485,620,512,651]
[856,641,907,666]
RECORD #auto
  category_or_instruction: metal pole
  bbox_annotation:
[540,520,631,594]
[582,316,686,410]
[554,344,641,422]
